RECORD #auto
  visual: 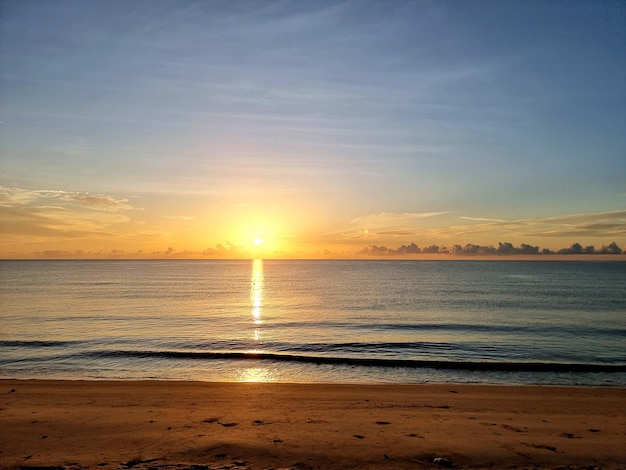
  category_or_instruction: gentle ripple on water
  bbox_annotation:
[1,259,625,385]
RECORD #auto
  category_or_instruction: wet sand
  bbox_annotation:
[1,379,625,469]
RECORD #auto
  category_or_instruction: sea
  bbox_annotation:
[1,259,625,386]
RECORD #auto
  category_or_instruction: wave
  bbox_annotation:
[361,323,626,337]
[269,321,626,337]
[0,340,84,348]
[81,349,626,372]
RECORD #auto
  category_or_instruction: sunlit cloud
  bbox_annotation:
[323,209,626,254]
[30,248,131,258]
[0,186,134,211]
[59,192,132,211]
[356,211,626,256]
[377,230,416,236]
[201,243,247,257]
[459,216,506,223]
[0,185,135,240]
[323,212,447,243]
[432,210,626,240]
[326,211,449,241]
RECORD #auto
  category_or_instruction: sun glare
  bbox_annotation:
[254,237,265,245]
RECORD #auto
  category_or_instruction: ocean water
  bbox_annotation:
[1,259,625,386]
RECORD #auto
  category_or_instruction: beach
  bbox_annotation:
[1,380,624,469]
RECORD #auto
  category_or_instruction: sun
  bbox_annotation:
[254,237,265,246]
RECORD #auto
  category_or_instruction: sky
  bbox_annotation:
[1,0,625,258]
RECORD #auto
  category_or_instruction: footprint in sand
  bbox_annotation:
[501,424,527,433]
[523,442,557,452]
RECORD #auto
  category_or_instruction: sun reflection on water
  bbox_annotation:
[236,259,276,382]
[238,366,276,382]
[251,258,264,328]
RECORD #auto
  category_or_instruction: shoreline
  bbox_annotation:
[2,379,625,469]
[3,376,626,388]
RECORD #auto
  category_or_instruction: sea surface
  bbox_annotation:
[1,259,625,386]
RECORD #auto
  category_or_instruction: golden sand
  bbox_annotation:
[1,380,624,469]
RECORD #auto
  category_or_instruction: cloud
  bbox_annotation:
[359,240,623,256]
[58,192,132,211]
[201,242,246,257]
[459,216,505,222]
[353,211,449,226]
[0,185,134,211]
[528,210,626,226]
[1,202,128,233]
[423,210,626,240]
[0,205,115,238]
[493,210,626,238]
[32,250,87,258]
[360,243,446,255]
[149,246,177,256]
[326,211,449,241]
[29,248,133,258]
[329,209,626,251]
[0,185,135,240]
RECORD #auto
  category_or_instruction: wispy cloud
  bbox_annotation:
[459,216,505,223]
[0,185,136,240]
[324,209,626,247]
[0,186,134,211]
[507,211,626,238]
[434,210,626,240]
[326,211,449,241]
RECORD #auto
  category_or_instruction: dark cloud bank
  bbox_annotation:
[360,241,623,256]
[23,242,623,259]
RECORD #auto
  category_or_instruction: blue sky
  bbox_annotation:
[1,0,624,257]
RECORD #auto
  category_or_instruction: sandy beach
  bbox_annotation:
[1,380,624,469]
